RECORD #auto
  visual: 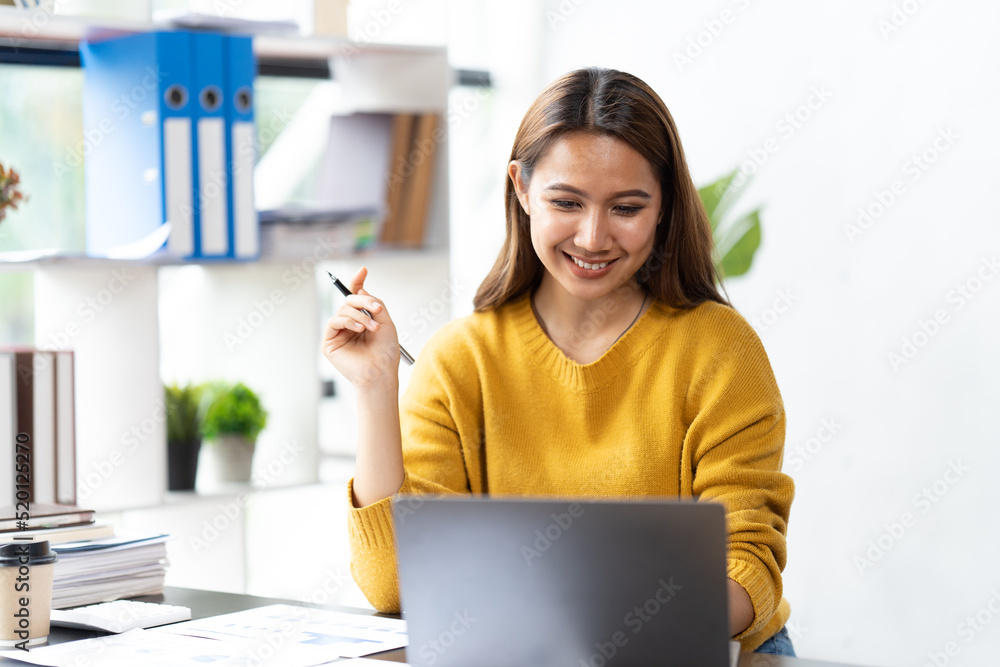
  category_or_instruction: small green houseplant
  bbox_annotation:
[165,383,205,491]
[200,382,268,483]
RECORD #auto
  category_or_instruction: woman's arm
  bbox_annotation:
[321,267,406,509]
[683,305,794,642]
[728,578,754,636]
[352,378,404,508]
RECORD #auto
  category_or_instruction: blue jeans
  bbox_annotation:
[752,626,796,656]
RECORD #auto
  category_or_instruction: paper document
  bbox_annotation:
[151,604,408,659]
[0,629,247,667]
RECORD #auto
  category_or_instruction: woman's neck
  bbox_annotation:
[531,278,649,363]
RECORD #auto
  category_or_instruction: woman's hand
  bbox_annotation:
[322,267,401,388]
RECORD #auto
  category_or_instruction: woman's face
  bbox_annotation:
[510,132,663,303]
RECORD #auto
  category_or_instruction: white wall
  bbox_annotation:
[444,2,1000,665]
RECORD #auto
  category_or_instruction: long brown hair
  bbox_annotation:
[473,67,729,311]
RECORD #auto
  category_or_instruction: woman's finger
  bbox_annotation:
[348,266,368,295]
[339,296,382,330]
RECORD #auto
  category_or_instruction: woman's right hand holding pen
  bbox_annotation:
[322,267,402,389]
[322,267,406,507]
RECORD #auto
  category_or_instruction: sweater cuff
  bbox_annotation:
[727,555,777,640]
[346,475,409,550]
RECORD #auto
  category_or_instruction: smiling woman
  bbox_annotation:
[323,67,795,656]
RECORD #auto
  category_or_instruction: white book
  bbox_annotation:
[0,352,15,507]
[55,351,77,505]
[32,351,57,505]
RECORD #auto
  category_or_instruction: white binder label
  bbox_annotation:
[233,122,257,258]
[164,118,194,257]
[198,117,228,256]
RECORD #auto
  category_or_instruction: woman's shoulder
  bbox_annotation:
[658,298,761,345]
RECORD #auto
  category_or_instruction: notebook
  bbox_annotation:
[393,497,737,667]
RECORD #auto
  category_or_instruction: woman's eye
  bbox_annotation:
[615,205,642,215]
[551,200,577,210]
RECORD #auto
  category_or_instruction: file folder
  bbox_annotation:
[81,31,196,259]
[224,34,259,260]
[191,31,230,259]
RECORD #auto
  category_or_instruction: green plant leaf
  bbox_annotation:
[716,210,761,279]
[698,169,737,231]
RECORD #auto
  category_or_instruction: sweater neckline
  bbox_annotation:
[508,293,667,392]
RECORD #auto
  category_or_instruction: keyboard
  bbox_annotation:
[49,600,192,633]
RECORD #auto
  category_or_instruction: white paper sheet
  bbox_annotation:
[151,604,408,659]
[0,605,407,667]
[0,629,249,667]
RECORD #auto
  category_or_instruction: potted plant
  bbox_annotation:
[200,382,268,483]
[0,161,27,225]
[165,382,204,491]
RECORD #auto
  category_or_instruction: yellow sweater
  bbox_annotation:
[346,294,794,652]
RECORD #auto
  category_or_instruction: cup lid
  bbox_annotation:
[0,540,58,566]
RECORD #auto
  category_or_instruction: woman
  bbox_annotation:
[322,67,795,656]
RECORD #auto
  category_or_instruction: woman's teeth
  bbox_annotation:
[572,255,611,270]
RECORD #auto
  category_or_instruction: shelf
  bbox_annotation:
[0,6,445,60]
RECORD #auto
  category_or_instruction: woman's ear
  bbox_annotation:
[508,161,530,216]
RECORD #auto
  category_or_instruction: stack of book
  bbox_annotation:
[0,503,112,544]
[1,504,169,609]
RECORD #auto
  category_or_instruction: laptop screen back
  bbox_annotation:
[394,497,730,667]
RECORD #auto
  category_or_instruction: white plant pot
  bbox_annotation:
[203,434,255,483]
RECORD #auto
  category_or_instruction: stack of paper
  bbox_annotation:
[51,534,170,609]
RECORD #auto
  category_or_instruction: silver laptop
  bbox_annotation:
[393,497,734,667]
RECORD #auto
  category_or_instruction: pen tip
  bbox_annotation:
[327,271,336,281]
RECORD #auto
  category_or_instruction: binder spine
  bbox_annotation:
[191,32,230,259]
[157,30,195,259]
[225,34,259,260]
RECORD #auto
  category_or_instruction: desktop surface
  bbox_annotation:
[1,587,866,667]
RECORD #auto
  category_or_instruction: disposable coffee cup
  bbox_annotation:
[0,540,58,649]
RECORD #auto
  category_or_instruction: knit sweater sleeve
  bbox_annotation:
[346,320,480,613]
[682,304,794,643]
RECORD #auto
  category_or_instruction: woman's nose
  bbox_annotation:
[575,208,613,253]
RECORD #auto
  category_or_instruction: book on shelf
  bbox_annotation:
[0,348,77,507]
[381,113,416,245]
[380,112,441,248]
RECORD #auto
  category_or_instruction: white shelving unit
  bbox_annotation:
[2,7,452,602]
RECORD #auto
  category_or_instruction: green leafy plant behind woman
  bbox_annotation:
[699,169,762,280]
[201,382,268,442]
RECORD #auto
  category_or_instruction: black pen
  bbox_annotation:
[328,272,415,365]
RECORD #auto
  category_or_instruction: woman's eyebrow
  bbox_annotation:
[543,183,652,199]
